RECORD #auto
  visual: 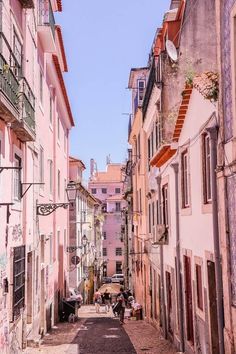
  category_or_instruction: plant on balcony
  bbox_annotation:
[193,71,219,102]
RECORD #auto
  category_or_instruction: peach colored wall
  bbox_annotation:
[88,164,126,277]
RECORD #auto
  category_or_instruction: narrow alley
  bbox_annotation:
[25,305,176,354]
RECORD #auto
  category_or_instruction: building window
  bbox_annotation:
[115,202,121,212]
[39,70,43,104]
[115,188,120,194]
[50,234,53,264]
[102,203,107,212]
[139,189,142,212]
[181,150,190,208]
[57,170,60,200]
[196,264,203,311]
[49,160,53,194]
[116,247,122,256]
[64,132,67,153]
[49,96,53,125]
[102,188,107,194]
[152,201,155,226]
[103,231,107,240]
[156,115,162,151]
[156,200,160,224]
[202,134,212,203]
[148,203,151,233]
[57,116,60,141]
[91,188,97,194]
[138,79,145,105]
[13,246,25,320]
[14,154,21,200]
[137,133,141,159]
[162,185,168,227]
[116,261,122,274]
[103,248,107,257]
[39,146,44,185]
[13,30,22,72]
[57,230,60,260]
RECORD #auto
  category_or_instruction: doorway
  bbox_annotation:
[27,252,33,324]
[207,260,219,354]
[166,271,173,335]
[183,255,194,344]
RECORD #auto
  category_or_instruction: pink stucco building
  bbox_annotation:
[88,162,126,278]
[0,0,74,351]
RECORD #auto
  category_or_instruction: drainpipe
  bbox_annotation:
[206,126,225,354]
[171,163,184,353]
[156,176,167,339]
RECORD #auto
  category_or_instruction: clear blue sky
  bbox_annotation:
[56,0,170,180]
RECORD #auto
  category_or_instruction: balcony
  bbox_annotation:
[38,0,56,53]
[0,38,20,121]
[11,78,36,142]
[18,0,34,8]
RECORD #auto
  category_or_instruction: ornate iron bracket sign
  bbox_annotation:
[37,202,70,216]
[66,245,83,253]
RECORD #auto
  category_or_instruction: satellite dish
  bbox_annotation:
[166,40,178,62]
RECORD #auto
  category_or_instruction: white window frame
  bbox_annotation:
[181,150,190,208]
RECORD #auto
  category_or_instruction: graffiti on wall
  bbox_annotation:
[12,224,22,242]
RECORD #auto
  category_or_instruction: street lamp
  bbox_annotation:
[66,181,78,202]
[37,180,78,216]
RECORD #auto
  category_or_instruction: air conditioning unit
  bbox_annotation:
[153,224,168,245]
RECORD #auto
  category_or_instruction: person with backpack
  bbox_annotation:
[94,288,102,313]
[116,287,126,324]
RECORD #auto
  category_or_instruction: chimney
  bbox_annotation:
[170,0,180,10]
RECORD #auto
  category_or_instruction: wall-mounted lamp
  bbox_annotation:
[37,180,78,216]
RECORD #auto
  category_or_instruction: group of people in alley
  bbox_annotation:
[94,287,133,325]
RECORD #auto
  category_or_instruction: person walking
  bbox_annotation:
[94,288,102,313]
[117,287,126,325]
[103,289,111,313]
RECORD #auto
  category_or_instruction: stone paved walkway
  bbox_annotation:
[124,320,176,354]
[24,305,177,354]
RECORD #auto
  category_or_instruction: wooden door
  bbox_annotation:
[184,255,194,344]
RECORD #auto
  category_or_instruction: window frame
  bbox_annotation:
[13,246,25,321]
[196,264,204,311]
[115,261,122,274]
[39,146,44,186]
[181,150,190,208]
[115,202,121,212]
[162,184,169,227]
[115,187,121,194]
[137,79,145,105]
[202,134,212,204]
[101,188,107,194]
[115,247,122,256]
[13,154,22,201]
[91,188,97,194]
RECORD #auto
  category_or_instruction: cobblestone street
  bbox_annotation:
[25,305,176,354]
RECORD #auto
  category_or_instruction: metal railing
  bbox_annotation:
[20,78,35,131]
[0,33,20,109]
[38,0,56,38]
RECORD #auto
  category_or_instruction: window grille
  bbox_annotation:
[13,246,25,320]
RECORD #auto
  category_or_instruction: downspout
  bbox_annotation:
[171,163,185,353]
[206,126,225,354]
[156,176,167,339]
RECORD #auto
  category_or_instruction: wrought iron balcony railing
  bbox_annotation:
[38,0,56,38]
[0,33,20,110]
[0,53,19,109]
[20,78,35,132]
